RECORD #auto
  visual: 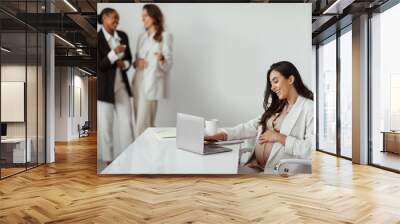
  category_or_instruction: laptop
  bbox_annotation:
[176,113,235,155]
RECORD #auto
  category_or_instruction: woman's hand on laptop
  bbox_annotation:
[204,132,227,144]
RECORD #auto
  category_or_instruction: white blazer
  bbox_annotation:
[221,96,314,174]
[134,31,173,100]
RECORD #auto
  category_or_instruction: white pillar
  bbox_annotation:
[46,32,55,163]
[45,0,56,163]
[352,14,369,164]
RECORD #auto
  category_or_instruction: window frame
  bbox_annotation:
[315,24,353,161]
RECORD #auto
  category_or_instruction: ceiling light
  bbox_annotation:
[323,0,354,15]
[63,0,78,12]
[54,34,75,48]
[1,47,11,53]
[323,0,341,14]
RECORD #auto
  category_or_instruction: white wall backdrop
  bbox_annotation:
[98,3,312,127]
[55,67,89,141]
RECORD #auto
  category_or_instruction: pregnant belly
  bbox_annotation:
[254,142,275,168]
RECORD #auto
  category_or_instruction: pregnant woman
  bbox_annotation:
[206,61,314,174]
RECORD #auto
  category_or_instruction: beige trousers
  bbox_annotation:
[133,70,158,137]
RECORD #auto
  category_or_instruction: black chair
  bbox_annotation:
[79,121,90,138]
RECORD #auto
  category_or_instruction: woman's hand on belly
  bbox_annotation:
[258,129,287,145]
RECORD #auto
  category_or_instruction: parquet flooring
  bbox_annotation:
[1,167,26,178]
[1,134,400,223]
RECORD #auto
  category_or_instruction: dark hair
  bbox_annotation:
[259,61,313,132]
[143,4,164,42]
[98,8,117,25]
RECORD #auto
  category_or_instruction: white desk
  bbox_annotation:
[1,138,32,163]
[101,128,241,174]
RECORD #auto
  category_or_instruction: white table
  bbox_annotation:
[101,128,241,174]
[1,138,32,163]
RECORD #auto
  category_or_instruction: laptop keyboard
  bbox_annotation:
[204,145,232,154]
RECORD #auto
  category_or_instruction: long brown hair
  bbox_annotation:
[143,4,164,42]
[259,61,313,133]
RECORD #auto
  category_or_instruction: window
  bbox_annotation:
[389,74,400,130]
[339,28,352,158]
[370,2,400,171]
[317,36,337,155]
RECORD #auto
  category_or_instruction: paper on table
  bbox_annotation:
[154,128,176,140]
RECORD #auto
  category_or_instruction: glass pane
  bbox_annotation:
[340,29,352,158]
[371,4,400,171]
[1,32,27,177]
[318,37,337,154]
[0,0,46,178]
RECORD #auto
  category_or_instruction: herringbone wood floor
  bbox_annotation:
[1,134,400,224]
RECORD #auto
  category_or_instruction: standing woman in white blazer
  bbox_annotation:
[206,61,314,174]
[132,4,173,137]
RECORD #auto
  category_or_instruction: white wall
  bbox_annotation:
[1,65,36,137]
[55,67,89,141]
[55,66,68,141]
[1,64,46,164]
[1,66,25,125]
[72,72,89,138]
[98,3,312,127]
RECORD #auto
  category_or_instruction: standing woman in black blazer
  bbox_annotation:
[97,8,135,165]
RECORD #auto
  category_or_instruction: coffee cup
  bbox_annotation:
[205,119,218,136]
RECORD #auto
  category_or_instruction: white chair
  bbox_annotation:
[274,158,312,176]
[238,147,312,176]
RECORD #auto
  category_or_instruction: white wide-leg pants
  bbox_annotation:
[98,88,135,162]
